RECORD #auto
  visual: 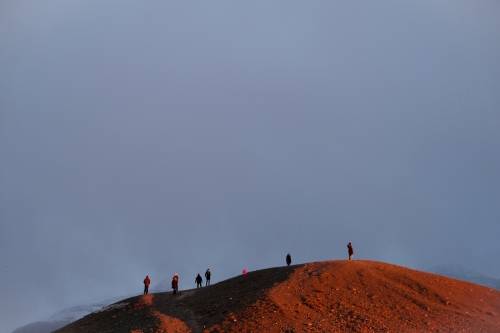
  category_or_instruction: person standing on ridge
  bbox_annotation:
[205,268,211,286]
[143,275,151,295]
[172,273,179,295]
[347,242,354,260]
[195,273,203,288]
[286,253,292,266]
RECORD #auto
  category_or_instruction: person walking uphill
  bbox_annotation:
[172,273,179,295]
[205,268,211,286]
[195,273,203,288]
[143,275,151,295]
[286,253,292,266]
[347,242,354,260]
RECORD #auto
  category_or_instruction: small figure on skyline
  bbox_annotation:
[347,242,354,261]
[286,253,292,266]
[242,268,248,276]
[172,273,179,295]
[195,273,203,288]
[205,268,211,286]
[143,275,151,295]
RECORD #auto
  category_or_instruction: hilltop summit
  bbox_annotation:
[56,260,500,333]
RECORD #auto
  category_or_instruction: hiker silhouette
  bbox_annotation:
[347,242,354,260]
[286,253,292,266]
[205,268,211,286]
[195,273,203,288]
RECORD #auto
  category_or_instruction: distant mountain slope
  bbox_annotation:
[12,298,121,333]
[56,260,500,333]
[431,264,500,290]
[12,321,67,333]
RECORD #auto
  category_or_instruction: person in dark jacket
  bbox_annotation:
[205,268,211,286]
[172,274,179,295]
[143,275,151,295]
[195,273,203,288]
[286,253,292,266]
[347,242,354,260]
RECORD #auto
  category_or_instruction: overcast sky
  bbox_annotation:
[1,0,500,332]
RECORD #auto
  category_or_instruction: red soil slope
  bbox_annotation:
[56,260,500,333]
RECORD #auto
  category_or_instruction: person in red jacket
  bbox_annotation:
[143,275,151,295]
[172,273,179,295]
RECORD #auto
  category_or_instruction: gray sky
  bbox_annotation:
[1,0,500,331]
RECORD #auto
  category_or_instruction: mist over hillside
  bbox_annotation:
[2,0,500,332]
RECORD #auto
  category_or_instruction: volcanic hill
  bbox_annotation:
[55,260,500,333]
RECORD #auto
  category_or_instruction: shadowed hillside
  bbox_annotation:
[56,260,500,333]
